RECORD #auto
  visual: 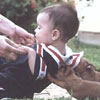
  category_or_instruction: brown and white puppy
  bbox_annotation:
[48,66,100,100]
[74,58,100,82]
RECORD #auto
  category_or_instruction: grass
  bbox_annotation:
[68,37,100,70]
[7,37,100,100]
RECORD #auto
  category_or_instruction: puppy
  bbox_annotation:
[48,66,100,100]
[74,58,100,82]
[65,51,100,82]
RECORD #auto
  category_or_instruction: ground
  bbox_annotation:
[34,83,77,100]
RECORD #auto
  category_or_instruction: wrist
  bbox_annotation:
[8,27,16,38]
[0,16,3,23]
[0,14,16,37]
[28,48,35,54]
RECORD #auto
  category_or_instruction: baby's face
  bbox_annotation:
[34,12,54,44]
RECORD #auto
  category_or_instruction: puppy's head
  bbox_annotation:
[74,58,96,80]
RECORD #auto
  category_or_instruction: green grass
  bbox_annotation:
[7,37,100,100]
[68,37,100,70]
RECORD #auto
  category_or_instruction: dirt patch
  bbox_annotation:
[34,83,77,100]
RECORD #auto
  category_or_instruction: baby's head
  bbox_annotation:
[35,3,79,44]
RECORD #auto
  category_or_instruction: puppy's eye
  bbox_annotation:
[87,65,91,69]
[87,64,93,70]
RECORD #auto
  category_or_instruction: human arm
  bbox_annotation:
[0,14,35,45]
[26,47,36,74]
[17,45,36,74]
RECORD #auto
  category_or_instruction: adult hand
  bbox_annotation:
[9,25,36,46]
[0,14,36,46]
[0,36,24,60]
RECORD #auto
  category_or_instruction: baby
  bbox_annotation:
[0,3,79,99]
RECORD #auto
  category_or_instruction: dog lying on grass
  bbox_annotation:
[48,65,100,100]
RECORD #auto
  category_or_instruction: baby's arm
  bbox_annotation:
[27,47,36,74]
[18,45,36,75]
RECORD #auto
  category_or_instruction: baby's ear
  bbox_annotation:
[51,29,60,40]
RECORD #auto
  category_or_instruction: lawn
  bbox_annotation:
[68,37,100,70]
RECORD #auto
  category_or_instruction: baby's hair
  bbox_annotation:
[40,3,79,42]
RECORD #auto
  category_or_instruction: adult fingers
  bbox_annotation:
[6,38,26,54]
[24,35,36,46]
[0,52,17,61]
[5,43,25,55]
[26,33,35,39]
[6,38,19,48]
[6,53,17,61]
[25,33,35,42]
